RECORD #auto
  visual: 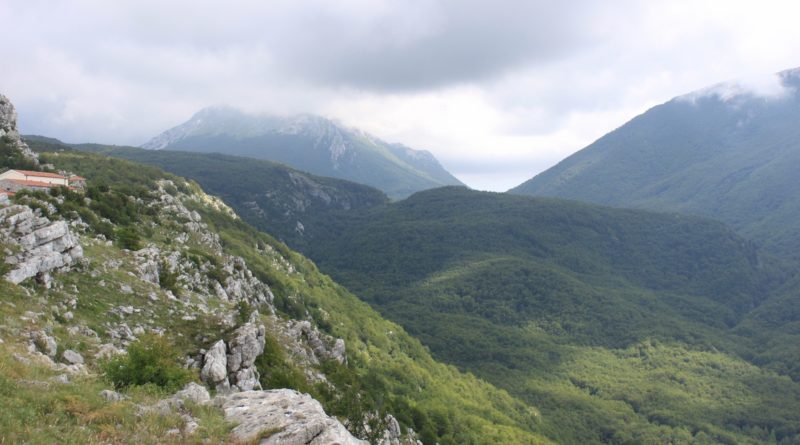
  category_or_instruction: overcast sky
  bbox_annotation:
[2,1,800,191]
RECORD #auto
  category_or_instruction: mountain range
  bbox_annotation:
[141,107,463,199]
[11,64,800,444]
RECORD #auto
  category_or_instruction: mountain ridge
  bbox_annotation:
[510,67,800,259]
[142,107,464,198]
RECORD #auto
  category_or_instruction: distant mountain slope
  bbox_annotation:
[141,107,463,198]
[23,136,388,247]
[511,68,800,259]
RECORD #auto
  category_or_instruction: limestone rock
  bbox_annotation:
[226,321,266,391]
[173,382,211,405]
[200,340,228,390]
[61,349,84,365]
[100,389,127,402]
[0,94,39,164]
[1,206,82,285]
[218,389,368,445]
[31,330,57,357]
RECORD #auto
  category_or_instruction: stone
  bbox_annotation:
[31,330,57,357]
[100,389,127,402]
[51,374,70,384]
[95,343,123,359]
[218,389,368,445]
[173,382,211,405]
[200,340,228,386]
[1,209,81,285]
[226,321,266,391]
[0,95,39,164]
[62,349,84,365]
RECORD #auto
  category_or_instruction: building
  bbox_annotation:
[0,169,85,194]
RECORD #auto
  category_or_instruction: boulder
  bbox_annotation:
[174,382,211,405]
[61,349,84,365]
[31,330,57,357]
[226,321,266,391]
[200,340,228,390]
[218,389,368,445]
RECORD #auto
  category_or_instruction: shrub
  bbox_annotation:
[102,334,194,391]
[116,226,141,250]
[158,261,180,295]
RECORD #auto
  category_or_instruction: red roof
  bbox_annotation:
[13,169,68,179]
[69,175,86,181]
[3,179,58,188]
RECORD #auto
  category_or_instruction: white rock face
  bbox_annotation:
[218,389,368,445]
[200,340,229,391]
[227,321,266,391]
[201,320,266,392]
[1,205,83,286]
[0,94,39,164]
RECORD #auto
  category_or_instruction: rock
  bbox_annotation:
[100,389,127,402]
[0,95,39,164]
[134,246,161,284]
[200,340,228,389]
[31,330,57,357]
[62,349,84,365]
[378,414,403,445]
[95,343,123,359]
[63,311,74,321]
[173,382,211,405]
[1,209,82,285]
[120,284,133,294]
[218,389,368,445]
[51,374,70,384]
[182,413,200,435]
[226,321,266,391]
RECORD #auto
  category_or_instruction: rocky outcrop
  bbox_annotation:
[1,204,83,286]
[280,319,347,366]
[201,319,266,392]
[200,340,229,391]
[0,94,39,164]
[218,389,368,445]
[30,330,57,357]
[226,321,266,391]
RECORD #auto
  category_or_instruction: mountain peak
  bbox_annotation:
[141,107,463,198]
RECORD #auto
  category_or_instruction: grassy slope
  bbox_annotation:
[0,150,551,445]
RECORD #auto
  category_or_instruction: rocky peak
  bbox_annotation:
[0,94,39,165]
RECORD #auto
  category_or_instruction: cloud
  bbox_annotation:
[678,71,795,103]
[2,0,800,191]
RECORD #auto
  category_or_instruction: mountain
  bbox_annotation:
[4,101,550,444]
[141,107,464,198]
[24,137,389,248]
[510,67,800,260]
[28,135,800,443]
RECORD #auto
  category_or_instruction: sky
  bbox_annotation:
[2,1,800,191]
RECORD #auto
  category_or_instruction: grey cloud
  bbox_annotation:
[272,0,598,90]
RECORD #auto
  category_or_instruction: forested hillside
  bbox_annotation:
[511,68,800,260]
